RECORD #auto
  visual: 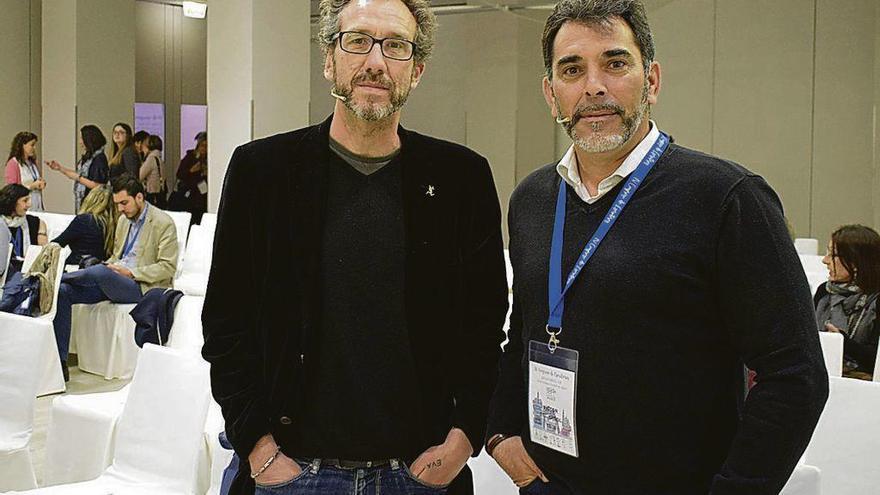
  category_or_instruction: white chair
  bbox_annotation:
[30,212,75,242]
[173,225,214,297]
[71,301,140,379]
[42,387,130,486]
[780,463,822,495]
[199,212,216,231]
[799,254,827,295]
[203,401,232,495]
[469,450,516,494]
[42,296,211,488]
[19,244,71,397]
[166,295,206,355]
[794,238,819,256]
[165,210,192,279]
[874,347,880,383]
[17,344,211,495]
[0,314,55,491]
[804,376,880,495]
[818,332,843,377]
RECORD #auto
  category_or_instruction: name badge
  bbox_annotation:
[197,180,208,195]
[528,340,579,457]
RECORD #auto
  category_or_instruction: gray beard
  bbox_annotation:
[564,84,649,153]
[332,66,411,122]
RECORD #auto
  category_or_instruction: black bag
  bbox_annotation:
[0,272,42,317]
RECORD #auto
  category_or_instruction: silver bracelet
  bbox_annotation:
[250,446,282,480]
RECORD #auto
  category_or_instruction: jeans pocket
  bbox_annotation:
[519,478,553,495]
[402,462,450,491]
[254,461,310,492]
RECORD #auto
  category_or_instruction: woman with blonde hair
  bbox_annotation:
[53,185,117,266]
[108,123,140,179]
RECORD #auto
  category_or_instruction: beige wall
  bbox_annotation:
[0,0,41,181]
[875,2,880,231]
[41,0,77,213]
[206,0,310,212]
[40,0,135,213]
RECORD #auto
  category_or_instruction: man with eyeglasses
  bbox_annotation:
[201,1,508,494]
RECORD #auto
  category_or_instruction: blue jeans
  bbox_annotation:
[53,265,142,361]
[254,458,448,495]
[519,475,577,495]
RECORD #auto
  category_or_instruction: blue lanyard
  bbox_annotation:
[11,227,23,258]
[546,132,669,348]
[122,205,148,258]
[25,161,39,180]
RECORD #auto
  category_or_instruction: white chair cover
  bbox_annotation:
[818,332,843,377]
[30,213,75,242]
[798,254,827,294]
[794,238,819,256]
[71,301,139,379]
[42,387,130,486]
[199,213,216,231]
[468,451,516,494]
[173,225,213,297]
[166,295,205,355]
[203,401,232,495]
[805,376,880,495]
[22,244,71,397]
[165,210,191,279]
[14,345,211,495]
[0,315,55,491]
[41,297,215,489]
[780,464,822,495]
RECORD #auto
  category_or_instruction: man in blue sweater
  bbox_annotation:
[486,1,829,494]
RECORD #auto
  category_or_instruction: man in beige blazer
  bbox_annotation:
[53,174,178,380]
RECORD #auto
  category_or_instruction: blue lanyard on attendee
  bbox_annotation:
[545,132,669,351]
[25,160,39,180]
[11,227,23,258]
[122,204,148,258]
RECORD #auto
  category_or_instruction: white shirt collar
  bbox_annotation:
[556,121,660,204]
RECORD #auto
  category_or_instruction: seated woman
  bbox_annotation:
[816,224,880,379]
[52,185,116,266]
[0,184,48,277]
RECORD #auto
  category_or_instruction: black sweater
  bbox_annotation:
[488,144,829,495]
[52,214,106,265]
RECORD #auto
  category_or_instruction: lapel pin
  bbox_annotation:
[426,185,436,197]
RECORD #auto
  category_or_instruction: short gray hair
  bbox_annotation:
[542,0,655,79]
[318,0,437,64]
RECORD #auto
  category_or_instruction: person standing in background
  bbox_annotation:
[140,135,166,208]
[173,131,207,224]
[46,124,109,213]
[108,123,141,179]
[133,130,150,162]
[6,131,45,211]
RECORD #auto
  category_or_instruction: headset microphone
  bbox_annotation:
[330,89,348,102]
[556,116,571,124]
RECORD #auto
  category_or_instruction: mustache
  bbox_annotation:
[571,103,624,122]
[352,72,393,89]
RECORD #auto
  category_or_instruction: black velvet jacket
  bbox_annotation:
[201,116,509,494]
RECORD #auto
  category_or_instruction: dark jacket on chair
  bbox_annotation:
[201,116,509,495]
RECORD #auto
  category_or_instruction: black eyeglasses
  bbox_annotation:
[332,31,417,61]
